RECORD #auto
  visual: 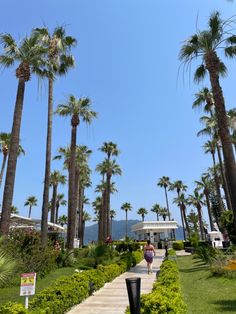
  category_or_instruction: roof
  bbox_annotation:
[131,220,178,232]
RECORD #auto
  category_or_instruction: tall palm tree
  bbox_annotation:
[169,180,187,236]
[81,211,91,247]
[110,209,116,238]
[195,174,214,231]
[33,26,76,246]
[173,193,190,240]
[157,176,171,220]
[121,202,132,238]
[49,171,66,224]
[99,142,120,160]
[137,208,148,221]
[179,11,236,232]
[151,203,162,221]
[187,190,206,240]
[56,96,97,249]
[24,196,37,218]
[96,159,121,240]
[0,132,25,187]
[55,193,67,224]
[92,196,103,241]
[0,33,45,236]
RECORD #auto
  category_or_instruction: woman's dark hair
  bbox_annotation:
[147,240,150,245]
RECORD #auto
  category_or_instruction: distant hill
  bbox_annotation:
[84,220,184,244]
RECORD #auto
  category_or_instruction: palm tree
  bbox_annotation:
[56,96,97,249]
[0,132,25,187]
[110,209,116,238]
[195,175,214,231]
[33,26,76,246]
[10,206,19,215]
[55,193,67,224]
[173,193,190,240]
[0,33,45,236]
[121,202,132,238]
[24,196,37,218]
[96,159,121,240]
[58,214,68,227]
[81,211,91,247]
[157,176,171,220]
[159,207,168,221]
[187,190,206,240]
[137,208,148,221]
[179,11,236,232]
[92,196,103,241]
[49,171,66,224]
[151,203,162,221]
[99,142,120,160]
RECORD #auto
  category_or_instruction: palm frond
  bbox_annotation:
[194,64,206,83]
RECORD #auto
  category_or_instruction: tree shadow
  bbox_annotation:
[211,299,236,312]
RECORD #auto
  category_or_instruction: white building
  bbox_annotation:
[131,221,178,245]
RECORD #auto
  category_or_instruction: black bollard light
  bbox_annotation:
[164,238,168,259]
[125,277,141,314]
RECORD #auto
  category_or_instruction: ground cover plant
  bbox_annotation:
[177,255,236,313]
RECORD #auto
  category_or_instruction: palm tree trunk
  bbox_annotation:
[0,154,7,187]
[179,206,186,241]
[0,79,25,236]
[102,189,107,241]
[182,204,190,239]
[78,186,84,247]
[206,53,236,233]
[164,187,171,220]
[75,168,80,239]
[125,211,128,238]
[216,144,232,211]
[81,219,85,247]
[28,205,32,218]
[67,125,77,249]
[156,214,159,221]
[55,203,59,224]
[204,190,214,231]
[50,184,57,224]
[41,78,53,245]
[106,174,111,237]
[197,206,204,240]
[110,217,113,238]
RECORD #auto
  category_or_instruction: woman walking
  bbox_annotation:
[144,240,155,274]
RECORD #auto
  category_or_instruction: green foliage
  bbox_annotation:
[1,230,58,278]
[0,302,28,314]
[135,260,187,314]
[195,246,219,265]
[172,241,184,250]
[115,241,140,253]
[221,210,236,244]
[189,232,200,248]
[0,246,16,287]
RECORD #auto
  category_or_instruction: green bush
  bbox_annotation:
[115,241,140,252]
[172,241,184,250]
[195,246,219,265]
[129,259,187,314]
[0,302,28,314]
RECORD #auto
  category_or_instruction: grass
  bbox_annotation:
[0,267,76,305]
[177,255,236,314]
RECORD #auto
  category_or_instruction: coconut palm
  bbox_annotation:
[157,176,171,220]
[0,132,25,187]
[151,203,162,221]
[137,208,148,221]
[56,96,97,249]
[0,33,45,235]
[121,202,132,238]
[24,196,37,218]
[110,209,116,238]
[55,193,67,224]
[179,11,236,231]
[187,190,206,240]
[49,171,66,224]
[33,26,76,246]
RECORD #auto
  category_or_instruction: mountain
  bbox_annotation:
[84,220,184,244]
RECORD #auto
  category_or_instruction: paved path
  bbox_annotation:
[67,250,165,314]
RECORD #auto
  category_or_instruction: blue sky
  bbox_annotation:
[0,0,236,226]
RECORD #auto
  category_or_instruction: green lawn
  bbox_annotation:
[177,255,236,314]
[0,267,76,305]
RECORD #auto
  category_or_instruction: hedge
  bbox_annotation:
[126,259,187,314]
[0,251,143,314]
[172,241,184,251]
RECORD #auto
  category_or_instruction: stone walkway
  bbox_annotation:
[67,250,165,314]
